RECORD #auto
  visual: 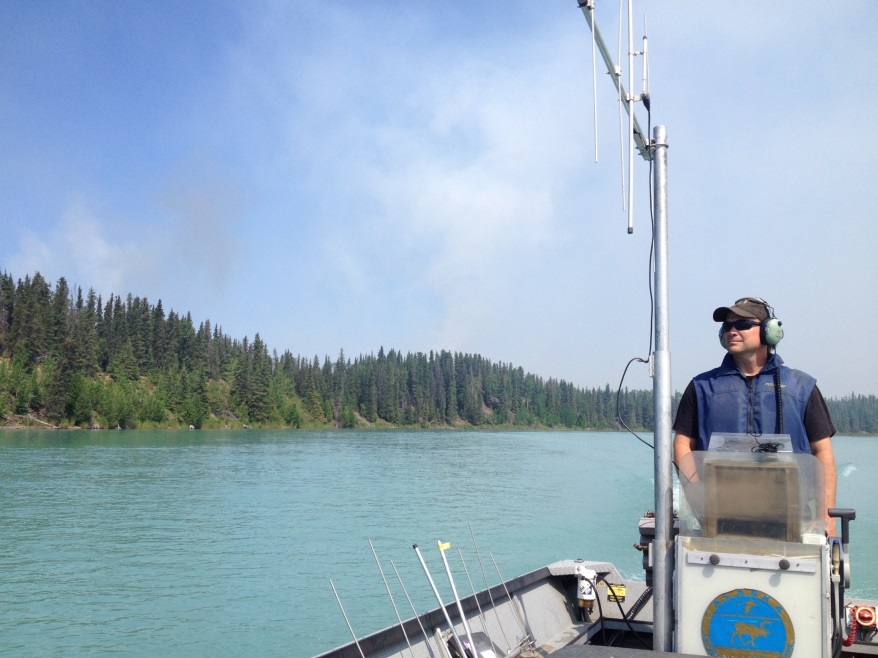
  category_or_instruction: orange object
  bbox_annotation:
[856,606,877,628]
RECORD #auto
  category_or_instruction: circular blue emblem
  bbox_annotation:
[701,588,794,657]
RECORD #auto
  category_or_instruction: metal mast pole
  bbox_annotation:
[651,124,674,651]
[578,4,674,649]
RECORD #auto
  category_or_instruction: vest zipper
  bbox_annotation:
[745,375,755,435]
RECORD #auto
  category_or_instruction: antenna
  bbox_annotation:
[577,2,674,651]
[586,0,599,162]
[578,0,651,232]
[642,17,650,103]
[626,0,635,232]
[617,0,626,213]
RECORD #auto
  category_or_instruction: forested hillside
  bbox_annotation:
[0,272,656,430]
[1,271,876,433]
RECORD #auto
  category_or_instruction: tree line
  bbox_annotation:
[0,271,876,433]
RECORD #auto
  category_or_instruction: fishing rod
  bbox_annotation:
[457,548,489,638]
[456,548,527,658]
[438,541,477,657]
[489,551,532,645]
[369,539,416,658]
[329,579,367,658]
[468,522,513,651]
[414,543,469,658]
[390,559,438,658]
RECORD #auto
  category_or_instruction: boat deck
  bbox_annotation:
[538,578,653,653]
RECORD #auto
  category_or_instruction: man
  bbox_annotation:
[673,296,838,534]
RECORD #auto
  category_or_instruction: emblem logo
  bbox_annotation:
[701,588,794,657]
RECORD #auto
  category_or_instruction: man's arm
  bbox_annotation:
[674,432,698,484]
[672,382,699,484]
[810,437,837,534]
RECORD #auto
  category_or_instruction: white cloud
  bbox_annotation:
[9,203,149,296]
[6,158,241,307]
[3,0,876,395]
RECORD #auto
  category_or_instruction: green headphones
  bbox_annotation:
[718,297,784,348]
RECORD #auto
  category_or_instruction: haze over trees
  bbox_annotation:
[1,271,876,433]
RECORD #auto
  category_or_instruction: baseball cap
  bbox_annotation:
[712,297,769,322]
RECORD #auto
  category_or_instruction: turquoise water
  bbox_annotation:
[0,430,874,657]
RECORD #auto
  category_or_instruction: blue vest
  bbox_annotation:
[693,353,815,453]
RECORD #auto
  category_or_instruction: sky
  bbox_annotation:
[1,1,876,399]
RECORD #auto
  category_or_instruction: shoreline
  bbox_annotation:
[1,419,874,436]
[0,417,637,433]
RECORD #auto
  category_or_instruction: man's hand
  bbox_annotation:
[825,515,838,537]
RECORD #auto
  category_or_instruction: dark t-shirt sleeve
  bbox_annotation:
[673,380,698,436]
[672,380,835,443]
[805,385,836,442]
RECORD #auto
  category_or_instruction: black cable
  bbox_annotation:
[615,357,653,449]
[749,369,784,453]
[619,102,705,485]
[775,367,784,434]
[646,99,656,359]
[596,574,653,650]
[613,101,655,451]
[751,440,780,453]
[580,576,609,647]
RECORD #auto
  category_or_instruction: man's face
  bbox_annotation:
[721,312,763,355]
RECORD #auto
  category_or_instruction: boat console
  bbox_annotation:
[673,435,858,657]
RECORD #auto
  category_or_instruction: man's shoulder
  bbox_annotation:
[778,363,817,386]
[692,355,737,382]
[775,363,818,403]
[768,353,814,378]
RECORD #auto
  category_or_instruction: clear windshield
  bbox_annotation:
[676,440,825,541]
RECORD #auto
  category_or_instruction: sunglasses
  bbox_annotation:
[720,319,761,334]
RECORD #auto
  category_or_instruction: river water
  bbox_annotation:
[0,429,874,657]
